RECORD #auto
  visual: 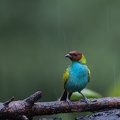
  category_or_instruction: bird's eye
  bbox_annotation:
[74,53,78,56]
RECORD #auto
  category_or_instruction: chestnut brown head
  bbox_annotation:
[65,51,82,61]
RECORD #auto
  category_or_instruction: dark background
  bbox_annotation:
[0,0,120,119]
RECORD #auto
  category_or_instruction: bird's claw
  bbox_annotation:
[81,98,89,104]
[66,98,71,105]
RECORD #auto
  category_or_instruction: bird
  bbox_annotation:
[60,51,90,103]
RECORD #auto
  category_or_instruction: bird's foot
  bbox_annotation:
[79,92,90,104]
[66,98,71,105]
[81,98,89,104]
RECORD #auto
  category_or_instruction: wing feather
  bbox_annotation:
[87,67,91,82]
[62,66,70,84]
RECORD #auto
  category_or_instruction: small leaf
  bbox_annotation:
[70,88,102,100]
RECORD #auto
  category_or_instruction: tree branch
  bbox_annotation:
[0,91,120,119]
[76,109,120,120]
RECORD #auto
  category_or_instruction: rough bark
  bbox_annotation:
[76,109,120,120]
[0,91,120,119]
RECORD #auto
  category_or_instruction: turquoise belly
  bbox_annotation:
[64,62,88,92]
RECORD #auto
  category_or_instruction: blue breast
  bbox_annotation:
[64,61,88,92]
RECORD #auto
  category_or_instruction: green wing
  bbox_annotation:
[62,66,70,84]
[87,67,91,82]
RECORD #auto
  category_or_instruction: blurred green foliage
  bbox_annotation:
[107,75,120,97]
[0,0,120,119]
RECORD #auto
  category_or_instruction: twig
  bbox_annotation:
[38,117,62,120]
[17,115,29,120]
[4,96,15,106]
[24,91,42,105]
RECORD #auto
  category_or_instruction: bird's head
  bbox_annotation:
[65,51,86,64]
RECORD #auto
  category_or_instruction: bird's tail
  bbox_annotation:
[60,90,67,101]
[60,90,72,101]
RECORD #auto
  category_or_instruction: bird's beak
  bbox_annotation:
[65,54,72,58]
